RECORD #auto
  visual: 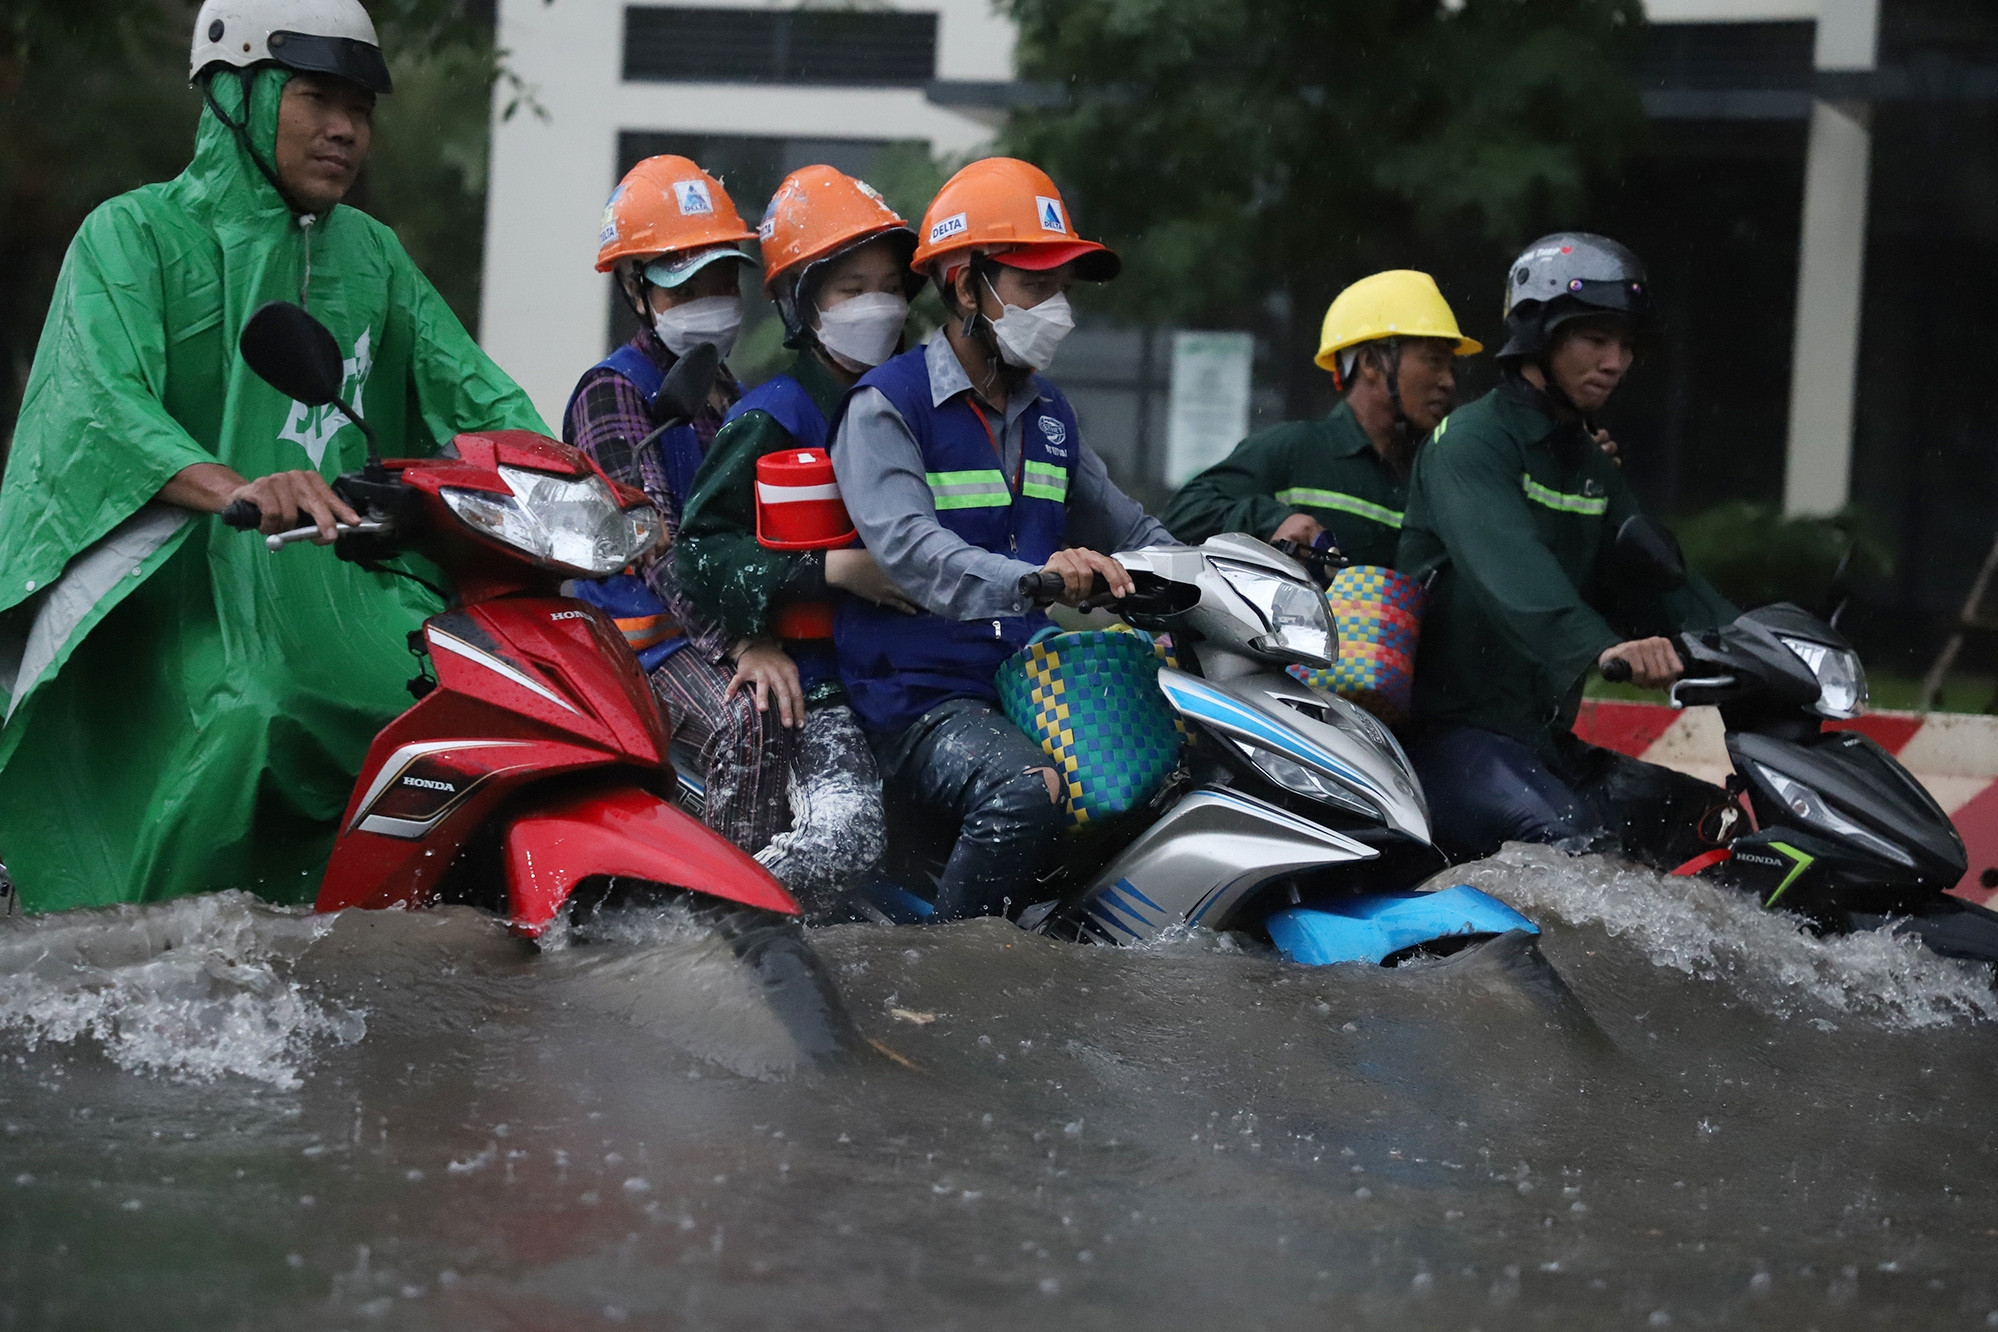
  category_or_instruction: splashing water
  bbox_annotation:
[0,891,364,1088]
[1457,842,1995,1028]
[8,861,1998,1327]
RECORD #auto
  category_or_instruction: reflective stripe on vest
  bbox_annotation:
[926,468,1011,510]
[1276,487,1403,528]
[1520,473,1609,516]
[1022,460,1069,503]
[615,612,677,651]
[832,346,1076,735]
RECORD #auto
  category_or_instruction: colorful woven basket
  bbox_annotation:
[1290,564,1427,722]
[996,629,1184,827]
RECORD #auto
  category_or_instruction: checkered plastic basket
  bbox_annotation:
[1290,564,1427,722]
[996,628,1184,828]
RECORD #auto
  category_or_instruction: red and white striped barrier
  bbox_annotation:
[1572,702,1998,904]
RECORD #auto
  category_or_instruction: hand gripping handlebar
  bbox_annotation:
[218,498,385,551]
[1019,569,1071,606]
[220,498,264,530]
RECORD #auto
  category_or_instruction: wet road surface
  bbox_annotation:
[3,844,1998,1329]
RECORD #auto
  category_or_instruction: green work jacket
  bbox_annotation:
[1160,402,1407,566]
[1396,378,1735,760]
[675,352,845,642]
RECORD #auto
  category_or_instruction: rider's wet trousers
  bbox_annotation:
[754,704,886,919]
[869,699,1066,921]
[1405,722,1725,869]
[649,648,792,856]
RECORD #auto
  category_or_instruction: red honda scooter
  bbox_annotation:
[225,304,840,1036]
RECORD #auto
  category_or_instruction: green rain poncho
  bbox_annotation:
[0,69,545,913]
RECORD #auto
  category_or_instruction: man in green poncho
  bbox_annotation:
[0,0,545,913]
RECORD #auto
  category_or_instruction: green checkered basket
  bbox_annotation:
[996,628,1184,828]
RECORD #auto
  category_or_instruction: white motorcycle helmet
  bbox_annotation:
[190,0,392,94]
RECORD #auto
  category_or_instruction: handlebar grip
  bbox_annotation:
[220,499,263,531]
[1019,570,1068,605]
[1601,656,1633,683]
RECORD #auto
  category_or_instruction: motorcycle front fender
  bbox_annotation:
[1264,885,1538,966]
[503,785,797,936]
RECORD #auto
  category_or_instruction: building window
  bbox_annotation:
[623,7,939,86]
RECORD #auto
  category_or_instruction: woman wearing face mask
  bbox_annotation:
[672,165,923,914]
[826,157,1176,923]
[560,155,791,861]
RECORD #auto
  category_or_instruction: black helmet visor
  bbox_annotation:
[1561,276,1650,318]
[267,30,393,95]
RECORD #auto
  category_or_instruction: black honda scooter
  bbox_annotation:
[1605,521,1992,963]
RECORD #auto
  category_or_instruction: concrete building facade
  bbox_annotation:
[480,0,1012,424]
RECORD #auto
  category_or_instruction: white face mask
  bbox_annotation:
[984,284,1075,371]
[815,291,909,373]
[652,294,742,359]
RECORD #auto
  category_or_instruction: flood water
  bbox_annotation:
[4,843,1998,1330]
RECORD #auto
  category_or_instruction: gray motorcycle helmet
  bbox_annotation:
[1497,232,1650,360]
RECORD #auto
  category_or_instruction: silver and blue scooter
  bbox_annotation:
[856,534,1537,968]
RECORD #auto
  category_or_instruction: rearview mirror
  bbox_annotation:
[1611,515,1687,594]
[658,342,720,426]
[239,300,383,475]
[240,301,345,406]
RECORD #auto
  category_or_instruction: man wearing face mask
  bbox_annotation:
[827,157,1175,922]
[671,165,926,913]
[561,155,790,859]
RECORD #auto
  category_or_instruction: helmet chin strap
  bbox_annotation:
[1516,306,1597,431]
[1368,339,1417,477]
[775,282,812,353]
[619,263,661,334]
[956,254,1020,402]
[200,69,312,218]
[1531,350,1592,433]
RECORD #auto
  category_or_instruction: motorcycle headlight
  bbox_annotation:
[1775,634,1867,719]
[1239,740,1378,819]
[442,466,660,576]
[1213,559,1334,665]
[1752,762,1911,867]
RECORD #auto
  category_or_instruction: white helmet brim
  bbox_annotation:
[191,0,391,94]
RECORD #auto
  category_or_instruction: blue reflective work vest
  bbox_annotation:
[560,343,705,670]
[832,347,1080,735]
[724,372,828,453]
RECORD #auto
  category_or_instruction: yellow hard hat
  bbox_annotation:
[1314,270,1482,379]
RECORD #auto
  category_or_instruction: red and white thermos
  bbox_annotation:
[755,448,856,639]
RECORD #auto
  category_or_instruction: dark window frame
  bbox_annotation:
[623,6,939,87]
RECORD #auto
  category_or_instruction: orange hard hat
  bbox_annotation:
[758,165,916,294]
[912,157,1120,283]
[596,155,755,273]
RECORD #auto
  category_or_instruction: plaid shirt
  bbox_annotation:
[564,328,739,663]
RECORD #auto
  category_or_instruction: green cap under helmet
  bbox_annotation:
[1497,232,1650,360]
[190,0,392,95]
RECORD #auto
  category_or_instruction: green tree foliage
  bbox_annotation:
[1674,500,1892,614]
[356,3,507,335]
[1000,0,1647,411]
[1,0,198,451]
[0,0,500,461]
